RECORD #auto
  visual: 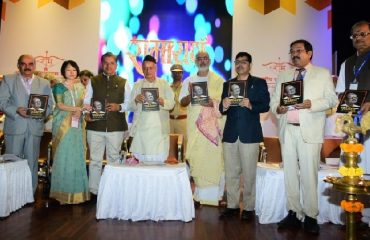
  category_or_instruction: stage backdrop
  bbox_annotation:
[98,0,233,87]
[0,0,100,77]
[233,0,332,137]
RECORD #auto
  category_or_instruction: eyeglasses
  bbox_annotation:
[196,57,209,61]
[350,32,370,40]
[234,60,249,65]
[19,62,34,67]
[289,49,306,55]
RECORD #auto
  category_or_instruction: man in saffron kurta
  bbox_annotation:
[180,51,225,206]
[129,55,175,163]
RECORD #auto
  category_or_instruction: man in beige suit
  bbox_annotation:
[270,40,337,234]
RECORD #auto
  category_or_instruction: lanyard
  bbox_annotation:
[353,52,370,81]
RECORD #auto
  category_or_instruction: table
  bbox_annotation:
[96,163,195,222]
[255,163,345,224]
[0,160,34,217]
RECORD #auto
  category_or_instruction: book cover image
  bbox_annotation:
[191,82,208,105]
[27,94,48,119]
[337,90,368,114]
[142,88,160,111]
[280,81,303,107]
[228,81,246,106]
[90,99,107,120]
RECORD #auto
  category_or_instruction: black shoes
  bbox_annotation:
[303,216,320,235]
[219,208,240,218]
[277,210,301,229]
[241,210,254,222]
[194,200,201,209]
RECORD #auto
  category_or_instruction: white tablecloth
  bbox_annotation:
[0,160,34,217]
[255,163,345,224]
[96,163,195,222]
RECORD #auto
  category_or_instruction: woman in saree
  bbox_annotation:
[49,60,90,204]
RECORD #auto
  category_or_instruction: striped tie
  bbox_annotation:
[295,68,305,81]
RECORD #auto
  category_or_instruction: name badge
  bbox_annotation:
[349,83,358,90]
[71,116,79,128]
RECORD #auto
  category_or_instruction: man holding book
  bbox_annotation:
[219,51,270,221]
[129,55,174,163]
[0,54,54,193]
[83,52,131,196]
[336,20,370,229]
[270,39,337,234]
[179,51,225,207]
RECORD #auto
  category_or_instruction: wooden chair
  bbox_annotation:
[168,134,184,163]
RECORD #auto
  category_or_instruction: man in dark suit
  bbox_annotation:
[0,54,54,193]
[219,52,270,221]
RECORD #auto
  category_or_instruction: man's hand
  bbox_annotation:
[16,107,29,118]
[135,94,144,104]
[276,106,288,114]
[361,102,370,114]
[222,97,231,110]
[106,103,120,112]
[158,97,164,106]
[239,98,252,109]
[295,99,311,109]
[201,98,214,107]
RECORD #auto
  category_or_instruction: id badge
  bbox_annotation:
[71,116,79,128]
[349,83,358,90]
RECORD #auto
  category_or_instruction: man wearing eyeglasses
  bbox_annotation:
[179,51,225,208]
[336,20,370,229]
[219,52,270,221]
[0,54,54,193]
[270,40,337,234]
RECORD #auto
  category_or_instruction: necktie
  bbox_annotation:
[24,79,32,93]
[295,68,305,81]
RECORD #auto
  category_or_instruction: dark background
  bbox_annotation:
[332,1,370,75]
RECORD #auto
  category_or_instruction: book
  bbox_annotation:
[142,88,160,111]
[191,82,208,105]
[90,98,107,120]
[336,90,368,114]
[26,94,48,119]
[280,80,303,107]
[228,81,246,106]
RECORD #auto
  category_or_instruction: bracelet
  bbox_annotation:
[118,105,122,111]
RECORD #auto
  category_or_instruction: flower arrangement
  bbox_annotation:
[338,166,364,177]
[341,200,364,213]
[340,143,364,153]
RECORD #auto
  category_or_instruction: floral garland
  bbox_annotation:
[338,143,365,177]
[338,166,364,177]
[340,143,364,153]
[341,200,364,213]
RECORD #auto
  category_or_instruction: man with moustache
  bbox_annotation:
[219,52,270,221]
[84,52,131,196]
[0,54,54,193]
[179,51,225,207]
[270,40,337,234]
[336,20,370,229]
[129,55,175,163]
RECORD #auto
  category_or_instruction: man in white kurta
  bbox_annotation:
[129,55,175,163]
[180,51,225,206]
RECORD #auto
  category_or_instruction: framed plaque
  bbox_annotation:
[191,82,208,105]
[280,81,303,107]
[27,94,48,119]
[142,88,160,111]
[337,90,368,114]
[228,81,246,106]
[90,98,107,120]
